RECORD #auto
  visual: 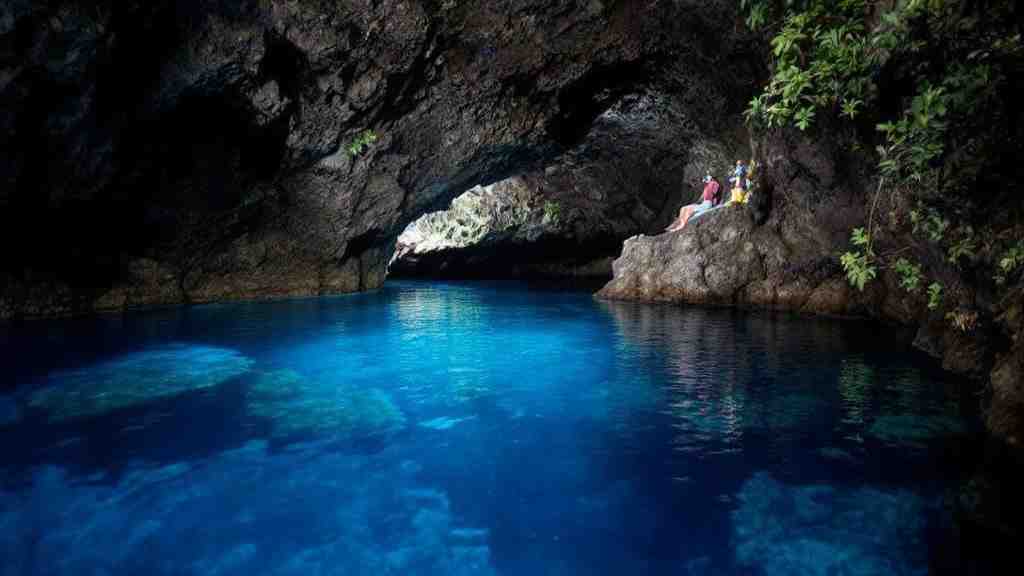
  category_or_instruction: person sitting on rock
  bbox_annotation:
[728,159,750,204]
[666,174,716,233]
[706,172,723,206]
[731,159,747,190]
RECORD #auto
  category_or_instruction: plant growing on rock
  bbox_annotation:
[840,227,875,291]
[995,241,1024,286]
[347,129,379,157]
[743,0,1024,322]
[542,200,562,225]
[893,258,923,293]
[945,308,979,332]
[926,282,943,311]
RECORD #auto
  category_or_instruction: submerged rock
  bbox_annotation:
[28,344,254,421]
[0,442,496,575]
[867,413,966,448]
[246,369,406,440]
[419,415,476,431]
[733,472,929,576]
[0,395,19,427]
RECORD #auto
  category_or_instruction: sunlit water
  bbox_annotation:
[0,281,983,575]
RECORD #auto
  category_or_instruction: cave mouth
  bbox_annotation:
[388,178,624,285]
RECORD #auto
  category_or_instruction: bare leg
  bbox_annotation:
[679,206,697,230]
[665,206,687,231]
[667,206,695,232]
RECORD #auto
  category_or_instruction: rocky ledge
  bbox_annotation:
[597,205,860,314]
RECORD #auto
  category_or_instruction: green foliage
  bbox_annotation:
[840,228,876,291]
[742,0,770,31]
[741,0,1024,320]
[841,251,876,291]
[347,129,379,157]
[875,85,948,185]
[995,241,1024,285]
[893,258,923,293]
[850,227,871,249]
[946,227,977,265]
[909,207,950,243]
[927,282,943,310]
[542,200,562,224]
[746,0,876,131]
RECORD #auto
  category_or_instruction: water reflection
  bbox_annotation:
[599,300,967,454]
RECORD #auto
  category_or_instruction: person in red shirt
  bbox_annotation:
[666,174,718,232]
[703,173,722,205]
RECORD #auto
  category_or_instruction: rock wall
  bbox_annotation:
[598,126,871,312]
[598,125,1024,449]
[0,0,755,318]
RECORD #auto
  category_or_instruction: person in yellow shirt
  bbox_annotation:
[727,159,756,204]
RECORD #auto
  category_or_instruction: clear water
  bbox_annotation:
[0,281,980,575]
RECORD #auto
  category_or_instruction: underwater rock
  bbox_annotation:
[818,446,860,464]
[28,344,254,421]
[419,415,476,431]
[837,358,874,428]
[854,364,967,448]
[382,489,498,576]
[866,413,966,448]
[732,472,929,576]
[0,441,496,575]
[0,396,19,427]
[246,369,406,440]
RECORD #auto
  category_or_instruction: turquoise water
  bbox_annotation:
[0,281,980,575]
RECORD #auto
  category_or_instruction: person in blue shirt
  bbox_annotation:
[731,160,748,190]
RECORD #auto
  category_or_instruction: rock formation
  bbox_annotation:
[391,90,745,279]
[598,126,872,314]
[598,124,1024,450]
[0,0,754,317]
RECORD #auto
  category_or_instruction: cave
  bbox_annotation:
[1,1,1022,574]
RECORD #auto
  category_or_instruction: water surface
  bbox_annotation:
[0,281,979,575]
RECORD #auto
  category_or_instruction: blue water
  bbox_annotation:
[0,281,980,575]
